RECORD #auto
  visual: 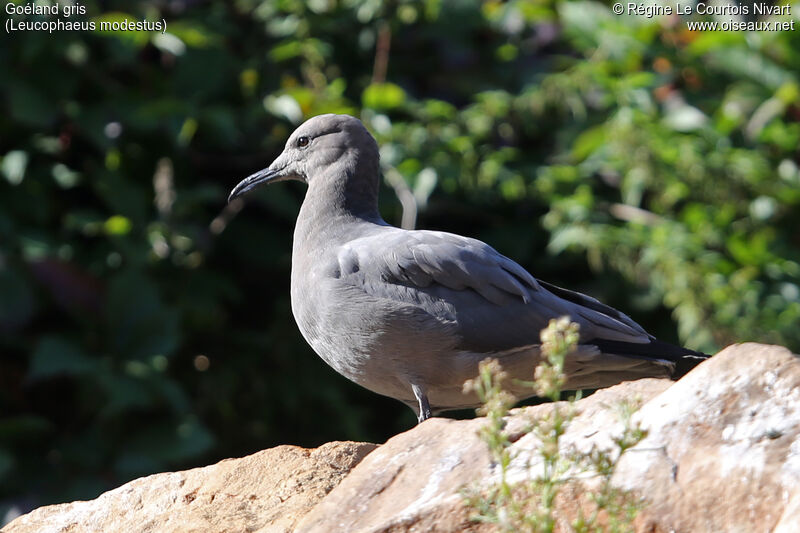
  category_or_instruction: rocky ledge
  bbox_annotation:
[4,343,799,533]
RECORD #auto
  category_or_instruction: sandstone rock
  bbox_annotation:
[8,343,799,533]
[3,441,376,533]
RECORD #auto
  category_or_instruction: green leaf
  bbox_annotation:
[264,94,304,123]
[164,22,219,48]
[422,99,457,120]
[362,83,407,110]
[103,215,133,236]
[726,230,774,266]
[269,40,304,62]
[663,103,708,132]
[29,337,95,380]
[572,125,606,161]
[1,150,28,185]
[92,12,150,47]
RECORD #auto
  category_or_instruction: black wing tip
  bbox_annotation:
[589,338,710,379]
[672,349,710,379]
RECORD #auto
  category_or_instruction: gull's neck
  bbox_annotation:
[294,155,385,248]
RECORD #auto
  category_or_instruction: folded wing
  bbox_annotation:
[336,229,653,353]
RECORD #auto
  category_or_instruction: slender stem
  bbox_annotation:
[372,21,391,84]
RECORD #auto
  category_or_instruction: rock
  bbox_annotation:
[296,378,673,533]
[7,343,800,533]
[298,417,493,533]
[3,441,377,533]
[297,343,800,532]
[613,342,800,533]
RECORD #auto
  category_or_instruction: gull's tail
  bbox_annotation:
[589,338,710,380]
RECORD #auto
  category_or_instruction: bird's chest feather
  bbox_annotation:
[289,259,388,380]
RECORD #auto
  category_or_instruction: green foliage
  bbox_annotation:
[464,318,646,532]
[1,0,798,519]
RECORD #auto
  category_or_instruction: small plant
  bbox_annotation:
[463,317,647,533]
[463,359,516,520]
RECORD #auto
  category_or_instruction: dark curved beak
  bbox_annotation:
[228,166,287,203]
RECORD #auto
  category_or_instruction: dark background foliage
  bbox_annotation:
[2,0,798,521]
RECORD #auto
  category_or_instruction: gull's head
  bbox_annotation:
[228,114,378,203]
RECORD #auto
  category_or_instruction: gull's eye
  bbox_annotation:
[297,136,310,148]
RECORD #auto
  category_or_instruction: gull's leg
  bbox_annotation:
[411,384,432,423]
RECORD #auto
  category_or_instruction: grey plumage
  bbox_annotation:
[229,114,707,423]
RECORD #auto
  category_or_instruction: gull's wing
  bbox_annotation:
[335,228,653,353]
